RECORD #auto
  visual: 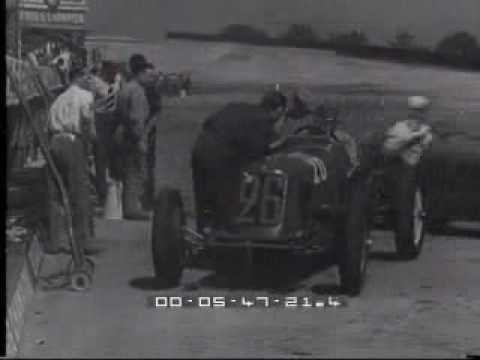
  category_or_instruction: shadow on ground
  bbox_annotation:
[369,251,404,262]
[129,277,183,291]
[431,224,480,239]
[188,252,337,293]
[129,252,342,293]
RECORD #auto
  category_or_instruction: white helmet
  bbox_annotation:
[408,96,431,110]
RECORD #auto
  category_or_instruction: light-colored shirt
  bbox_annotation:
[49,84,94,135]
[383,119,433,166]
[116,80,149,142]
[90,75,109,99]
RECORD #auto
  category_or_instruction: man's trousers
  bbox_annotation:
[121,144,150,218]
[191,133,240,231]
[49,133,92,252]
[94,112,119,203]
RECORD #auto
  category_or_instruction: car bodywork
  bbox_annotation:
[423,136,480,223]
[201,133,369,255]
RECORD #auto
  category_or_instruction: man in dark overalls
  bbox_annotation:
[48,67,96,252]
[142,64,163,211]
[116,54,157,220]
[191,91,289,232]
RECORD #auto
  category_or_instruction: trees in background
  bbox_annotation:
[220,24,270,44]
[435,31,480,66]
[329,30,369,47]
[169,25,480,70]
[280,24,318,47]
[389,31,416,49]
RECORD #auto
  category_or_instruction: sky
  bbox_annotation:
[86,0,480,47]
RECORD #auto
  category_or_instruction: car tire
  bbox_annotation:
[338,179,371,296]
[393,168,426,260]
[151,188,186,287]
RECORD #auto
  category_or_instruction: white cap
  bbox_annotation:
[408,96,431,110]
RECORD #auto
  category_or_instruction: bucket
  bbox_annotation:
[104,178,123,220]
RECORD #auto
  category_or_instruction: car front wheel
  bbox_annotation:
[338,180,371,296]
[394,177,426,260]
[151,188,186,287]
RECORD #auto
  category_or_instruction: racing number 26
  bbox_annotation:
[237,174,285,225]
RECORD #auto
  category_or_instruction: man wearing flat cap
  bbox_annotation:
[382,96,434,166]
[191,89,290,232]
[115,54,157,220]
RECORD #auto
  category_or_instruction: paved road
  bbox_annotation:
[18,218,480,358]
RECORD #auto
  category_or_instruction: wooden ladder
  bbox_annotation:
[6,59,92,291]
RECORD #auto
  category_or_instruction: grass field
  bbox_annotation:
[150,40,480,216]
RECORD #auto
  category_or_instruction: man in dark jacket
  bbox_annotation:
[191,90,289,231]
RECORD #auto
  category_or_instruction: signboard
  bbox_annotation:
[19,0,87,29]
[6,0,19,10]
[20,9,85,26]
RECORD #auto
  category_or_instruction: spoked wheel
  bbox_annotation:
[151,188,186,287]
[413,190,425,249]
[394,169,426,261]
[338,179,371,297]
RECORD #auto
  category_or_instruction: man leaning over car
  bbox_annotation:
[191,90,291,232]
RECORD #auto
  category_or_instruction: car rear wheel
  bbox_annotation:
[394,170,426,260]
[338,181,371,296]
[151,188,186,287]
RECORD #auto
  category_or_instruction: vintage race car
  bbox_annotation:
[150,126,427,296]
[157,71,192,97]
[422,134,480,226]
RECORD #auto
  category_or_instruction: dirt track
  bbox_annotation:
[17,220,480,358]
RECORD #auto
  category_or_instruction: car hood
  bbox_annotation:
[245,137,351,184]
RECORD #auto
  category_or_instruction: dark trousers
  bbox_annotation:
[94,113,119,202]
[191,134,240,230]
[117,128,156,216]
[121,144,148,216]
[144,131,156,210]
[49,134,92,251]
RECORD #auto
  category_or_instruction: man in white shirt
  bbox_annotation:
[382,96,434,166]
[48,67,96,253]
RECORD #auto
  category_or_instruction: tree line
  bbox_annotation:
[168,24,480,71]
